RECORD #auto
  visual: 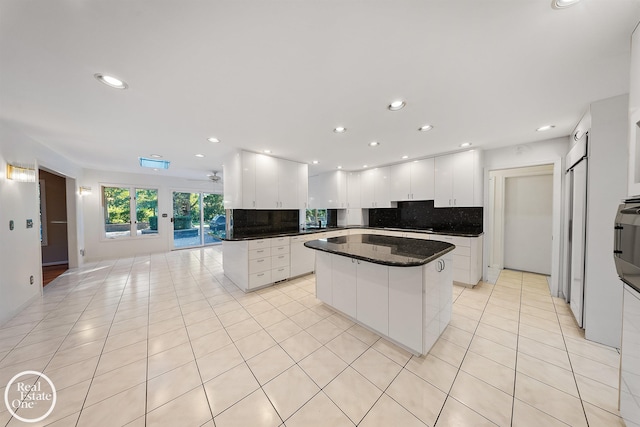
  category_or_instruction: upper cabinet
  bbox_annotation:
[223,150,309,210]
[389,158,435,201]
[309,170,347,209]
[434,150,483,207]
[346,172,361,208]
[361,166,393,208]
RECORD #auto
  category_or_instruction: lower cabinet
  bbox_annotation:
[314,251,453,355]
[223,237,291,292]
[290,235,316,277]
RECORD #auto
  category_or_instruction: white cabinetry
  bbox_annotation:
[360,167,393,208]
[313,251,453,355]
[309,171,347,208]
[223,236,291,292]
[434,150,482,207]
[430,234,483,287]
[621,285,640,427]
[290,234,316,277]
[223,150,308,209]
[347,172,361,208]
[390,158,435,201]
[629,23,640,196]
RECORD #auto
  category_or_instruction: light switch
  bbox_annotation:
[26,219,33,228]
[9,220,14,230]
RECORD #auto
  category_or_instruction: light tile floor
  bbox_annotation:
[0,247,624,426]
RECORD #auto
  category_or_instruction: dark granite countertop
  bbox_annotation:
[223,226,482,241]
[303,234,455,267]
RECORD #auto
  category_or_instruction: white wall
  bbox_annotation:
[81,169,223,261]
[583,94,629,347]
[483,137,570,296]
[0,121,82,325]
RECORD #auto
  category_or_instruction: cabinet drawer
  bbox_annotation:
[270,236,290,246]
[249,247,272,260]
[249,257,272,274]
[272,266,290,282]
[249,270,272,288]
[452,246,471,257]
[271,244,290,255]
[453,254,471,269]
[272,254,289,268]
[248,239,270,250]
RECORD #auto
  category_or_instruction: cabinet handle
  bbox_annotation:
[453,199,456,206]
[253,201,255,207]
[257,273,264,277]
[257,250,264,253]
[257,259,264,263]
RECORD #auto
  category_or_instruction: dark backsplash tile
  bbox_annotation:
[369,200,483,233]
[231,209,299,238]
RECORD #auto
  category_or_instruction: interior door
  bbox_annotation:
[569,161,588,327]
[503,174,553,275]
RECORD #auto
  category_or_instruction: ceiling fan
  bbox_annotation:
[208,171,222,183]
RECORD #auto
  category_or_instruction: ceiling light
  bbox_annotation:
[207,137,220,143]
[312,160,319,164]
[401,155,409,159]
[368,141,380,147]
[388,100,406,111]
[140,157,170,169]
[333,127,346,133]
[94,73,128,89]
[460,142,472,148]
[337,166,343,169]
[536,124,556,132]
[150,154,162,158]
[195,154,205,158]
[362,165,368,168]
[263,150,271,154]
[419,124,433,132]
[552,0,581,9]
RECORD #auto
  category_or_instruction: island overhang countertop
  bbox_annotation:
[304,233,455,267]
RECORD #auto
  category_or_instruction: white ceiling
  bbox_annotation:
[1,0,639,180]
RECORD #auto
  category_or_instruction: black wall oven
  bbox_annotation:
[614,198,640,293]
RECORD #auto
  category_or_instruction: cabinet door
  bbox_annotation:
[315,252,332,304]
[331,255,357,318]
[389,266,423,353]
[410,158,435,201]
[346,208,362,226]
[298,163,309,209]
[390,163,412,201]
[360,169,376,208]
[336,170,347,208]
[278,159,299,209]
[452,151,475,207]
[356,261,389,335]
[375,167,392,207]
[434,154,454,207]
[255,154,279,209]
[241,151,257,209]
[437,253,453,335]
[347,172,361,208]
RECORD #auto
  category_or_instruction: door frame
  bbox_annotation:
[484,159,564,297]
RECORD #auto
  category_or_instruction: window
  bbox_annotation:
[103,186,158,239]
[305,209,327,228]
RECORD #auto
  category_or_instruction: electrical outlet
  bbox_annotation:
[80,249,85,256]
[29,275,34,285]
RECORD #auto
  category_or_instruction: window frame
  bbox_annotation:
[101,184,160,241]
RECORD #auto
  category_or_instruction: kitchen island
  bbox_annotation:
[304,234,454,355]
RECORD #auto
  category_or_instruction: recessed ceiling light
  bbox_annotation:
[337,166,343,169]
[362,165,368,168]
[401,155,409,159]
[460,142,472,148]
[419,124,433,132]
[388,100,406,111]
[207,137,220,143]
[536,124,556,132]
[264,150,272,154]
[333,127,346,133]
[150,154,162,158]
[94,73,128,89]
[368,141,380,147]
[195,154,205,158]
[551,0,581,9]
[312,160,319,164]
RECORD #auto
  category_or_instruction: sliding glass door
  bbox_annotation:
[172,192,225,249]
